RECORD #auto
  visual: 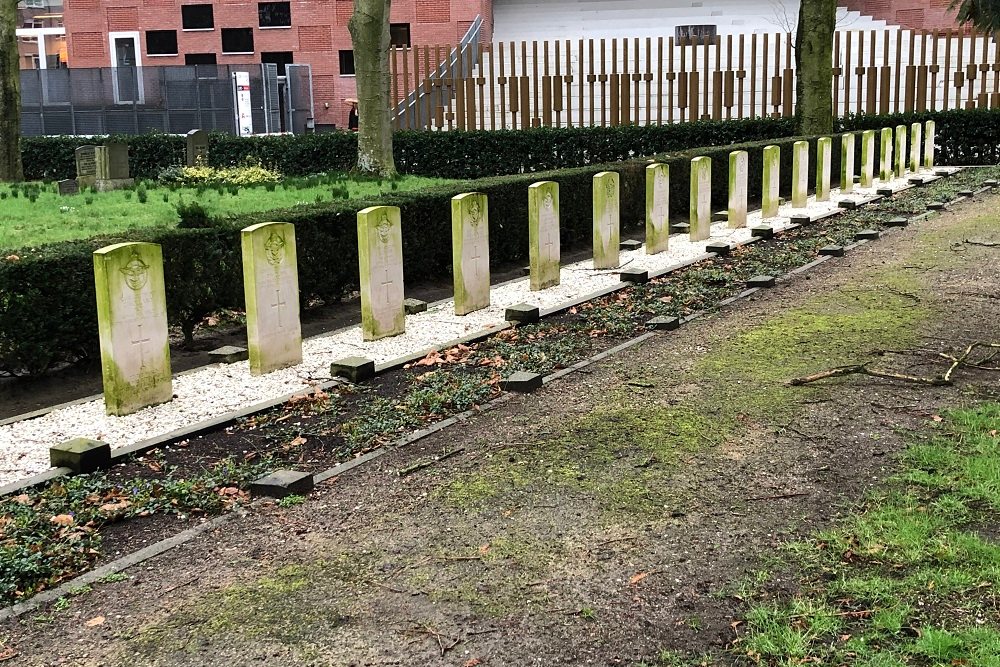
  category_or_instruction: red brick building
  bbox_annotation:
[60,0,491,127]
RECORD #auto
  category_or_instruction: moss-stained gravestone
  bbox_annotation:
[93,242,172,416]
[241,222,302,375]
[841,133,856,194]
[689,156,712,241]
[861,130,876,188]
[592,171,620,269]
[924,120,936,169]
[792,141,809,208]
[75,145,101,189]
[815,137,832,202]
[762,145,780,218]
[186,129,210,167]
[880,127,894,183]
[728,150,748,229]
[528,181,561,291]
[895,125,907,178]
[358,206,405,341]
[645,163,670,255]
[451,192,491,316]
[909,122,922,174]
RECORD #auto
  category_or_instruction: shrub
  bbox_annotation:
[158,162,282,188]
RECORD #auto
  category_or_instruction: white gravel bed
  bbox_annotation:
[0,169,935,485]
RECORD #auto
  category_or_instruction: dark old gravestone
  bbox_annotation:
[106,142,130,180]
[186,129,209,167]
[75,145,98,188]
[58,179,79,196]
[94,142,134,191]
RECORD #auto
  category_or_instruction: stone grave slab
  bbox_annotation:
[645,163,670,255]
[251,470,314,499]
[501,371,544,393]
[924,120,936,169]
[330,356,376,383]
[761,145,780,218]
[241,222,303,374]
[208,345,249,364]
[592,171,620,269]
[528,181,561,291]
[840,133,855,194]
[819,245,845,257]
[728,150,748,228]
[505,303,540,323]
[186,129,209,167]
[816,137,832,202]
[50,438,111,474]
[58,179,79,196]
[894,125,907,179]
[860,130,876,188]
[880,128,894,183]
[404,298,428,314]
[791,141,809,208]
[75,145,99,189]
[689,156,712,241]
[452,192,491,315]
[909,122,922,174]
[358,206,406,341]
[93,242,172,416]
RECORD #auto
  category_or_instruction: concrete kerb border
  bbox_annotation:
[0,168,977,620]
[0,170,974,499]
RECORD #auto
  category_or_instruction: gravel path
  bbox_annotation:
[0,172,938,485]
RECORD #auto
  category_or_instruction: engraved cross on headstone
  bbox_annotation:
[130,321,152,368]
[380,266,394,306]
[468,234,486,282]
[540,214,558,264]
[270,288,287,329]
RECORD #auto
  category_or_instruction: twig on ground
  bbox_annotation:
[399,447,465,476]
[748,492,809,501]
[964,239,1000,248]
[595,536,640,547]
[161,576,198,595]
[788,364,950,387]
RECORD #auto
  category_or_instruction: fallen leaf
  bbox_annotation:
[463,659,483,667]
[11,495,31,505]
[932,415,943,422]
[99,501,130,513]
[85,615,105,627]
[50,514,74,526]
[629,571,651,586]
[4,255,19,262]
[289,435,307,448]
[479,544,491,555]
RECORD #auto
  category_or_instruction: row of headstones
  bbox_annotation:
[91,120,937,416]
[62,130,210,196]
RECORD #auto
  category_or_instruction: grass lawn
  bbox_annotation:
[0,174,451,250]
[736,403,1000,666]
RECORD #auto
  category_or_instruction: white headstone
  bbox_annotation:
[452,192,491,315]
[860,130,876,188]
[841,133,856,194]
[358,206,405,341]
[645,163,670,255]
[689,156,712,241]
[924,120,936,169]
[815,137,832,202]
[592,171,621,269]
[762,145,780,218]
[792,141,809,208]
[528,181,561,291]
[728,150,748,228]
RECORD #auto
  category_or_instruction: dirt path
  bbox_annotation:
[5,197,1000,667]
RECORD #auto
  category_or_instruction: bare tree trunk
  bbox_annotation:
[795,0,836,136]
[348,0,397,177]
[0,0,24,182]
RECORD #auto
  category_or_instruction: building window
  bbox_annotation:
[339,49,355,76]
[146,30,178,56]
[185,52,217,65]
[261,51,292,75]
[389,23,410,48]
[258,2,291,28]
[222,27,254,53]
[182,4,214,30]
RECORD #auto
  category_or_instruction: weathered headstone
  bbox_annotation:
[645,163,670,255]
[894,124,907,178]
[762,145,780,218]
[909,122,921,173]
[58,179,79,196]
[592,171,620,269]
[75,145,99,188]
[860,130,876,188]
[106,142,130,180]
[792,141,809,208]
[815,137,832,202]
[728,150,748,228]
[841,133,856,194]
[689,156,712,241]
[451,192,491,315]
[357,205,405,341]
[93,242,172,416]
[186,129,210,167]
[880,128,894,183]
[528,181,561,291]
[924,120,936,169]
[241,222,302,374]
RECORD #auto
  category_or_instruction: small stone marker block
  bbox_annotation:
[645,163,670,255]
[885,217,909,228]
[984,179,999,187]
[788,214,811,225]
[505,303,540,323]
[926,201,947,211]
[856,229,881,240]
[330,356,376,383]
[712,210,729,222]
[705,241,731,256]
[501,371,543,393]
[521,266,531,276]
[50,438,111,474]
[819,245,845,257]
[592,171,621,269]
[250,470,314,499]
[957,189,974,198]
[935,169,951,177]
[403,298,428,314]
[907,177,925,186]
[747,275,776,288]
[750,225,774,239]
[648,316,680,331]
[57,179,79,196]
[669,222,690,234]
[620,268,649,283]
[876,187,894,196]
[838,200,858,210]
[208,345,249,364]
[620,239,643,251]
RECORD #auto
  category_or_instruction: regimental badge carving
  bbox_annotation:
[264,231,286,266]
[120,249,149,291]
[376,213,392,245]
[543,191,554,211]
[605,178,615,202]
[468,198,482,228]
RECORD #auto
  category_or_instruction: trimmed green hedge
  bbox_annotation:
[21,116,797,182]
[2,133,835,376]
